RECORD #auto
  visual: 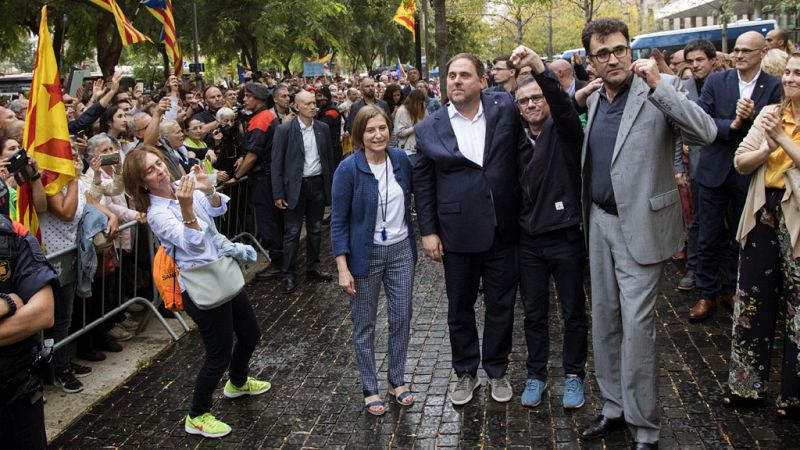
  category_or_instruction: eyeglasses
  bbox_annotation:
[516,94,545,106]
[589,45,629,63]
[733,47,763,55]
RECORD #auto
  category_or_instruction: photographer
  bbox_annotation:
[211,107,240,183]
[0,216,58,450]
[0,138,47,220]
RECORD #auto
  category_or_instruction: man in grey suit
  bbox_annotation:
[573,19,716,449]
[272,90,335,294]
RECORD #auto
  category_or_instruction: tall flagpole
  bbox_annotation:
[421,0,428,79]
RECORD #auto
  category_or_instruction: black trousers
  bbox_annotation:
[182,290,261,418]
[696,171,746,300]
[0,395,46,450]
[519,227,588,381]
[282,176,325,275]
[249,173,284,264]
[442,234,518,379]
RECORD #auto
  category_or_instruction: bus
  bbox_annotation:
[631,19,777,60]
[559,48,586,61]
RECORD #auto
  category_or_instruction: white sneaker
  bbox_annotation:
[107,324,134,342]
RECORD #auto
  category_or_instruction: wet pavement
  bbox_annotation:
[51,235,800,449]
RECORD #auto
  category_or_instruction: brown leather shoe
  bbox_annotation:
[718,294,735,310]
[689,298,716,321]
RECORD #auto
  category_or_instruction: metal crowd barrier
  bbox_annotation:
[46,176,269,352]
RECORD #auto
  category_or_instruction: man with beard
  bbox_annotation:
[346,77,391,133]
[315,86,343,166]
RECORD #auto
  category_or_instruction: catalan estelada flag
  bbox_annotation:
[396,58,407,80]
[311,51,335,75]
[393,0,415,39]
[89,0,151,46]
[20,6,76,244]
[143,0,183,75]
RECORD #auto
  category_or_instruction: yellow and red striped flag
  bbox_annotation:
[143,0,183,75]
[89,0,151,46]
[393,0,415,37]
[20,6,76,244]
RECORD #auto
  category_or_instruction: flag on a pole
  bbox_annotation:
[88,0,151,46]
[393,0,415,38]
[396,58,407,80]
[311,51,335,76]
[142,0,183,75]
[20,6,76,244]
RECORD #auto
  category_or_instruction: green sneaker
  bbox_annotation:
[184,413,232,438]
[223,376,271,398]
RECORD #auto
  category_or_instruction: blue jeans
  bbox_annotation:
[44,281,75,373]
[519,227,587,380]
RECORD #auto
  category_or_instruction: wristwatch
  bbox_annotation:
[0,293,16,319]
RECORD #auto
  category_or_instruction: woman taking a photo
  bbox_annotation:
[726,52,800,417]
[331,105,417,416]
[123,146,269,438]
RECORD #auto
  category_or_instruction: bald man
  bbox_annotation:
[689,31,782,321]
[766,28,793,53]
[0,107,15,138]
[668,49,685,74]
[271,89,335,294]
[549,59,587,97]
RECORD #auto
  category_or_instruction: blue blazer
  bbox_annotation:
[412,91,525,253]
[330,148,417,277]
[695,69,781,189]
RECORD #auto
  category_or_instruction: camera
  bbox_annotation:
[6,149,28,174]
[99,153,120,166]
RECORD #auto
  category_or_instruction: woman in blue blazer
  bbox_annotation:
[331,105,417,416]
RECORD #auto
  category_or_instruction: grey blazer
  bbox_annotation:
[581,74,717,265]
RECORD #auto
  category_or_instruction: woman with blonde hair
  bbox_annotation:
[726,51,800,418]
[762,48,790,78]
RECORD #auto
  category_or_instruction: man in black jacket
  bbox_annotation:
[513,49,587,410]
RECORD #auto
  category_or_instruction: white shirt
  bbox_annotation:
[299,119,322,177]
[369,158,408,245]
[40,180,88,255]
[447,102,486,167]
[147,188,230,291]
[737,69,761,99]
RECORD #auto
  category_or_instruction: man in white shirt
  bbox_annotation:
[271,90,335,294]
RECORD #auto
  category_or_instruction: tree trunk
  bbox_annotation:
[433,0,448,99]
[96,12,122,78]
[584,0,594,23]
[159,43,170,80]
[53,11,66,70]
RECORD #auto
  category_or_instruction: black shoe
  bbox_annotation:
[283,276,298,294]
[256,265,283,280]
[633,442,658,449]
[579,415,626,440]
[306,269,332,281]
[77,349,106,362]
[95,339,123,353]
[55,370,84,393]
[71,362,93,378]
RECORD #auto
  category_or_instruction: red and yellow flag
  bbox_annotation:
[393,0,415,38]
[89,0,151,46]
[143,0,183,75]
[20,6,76,244]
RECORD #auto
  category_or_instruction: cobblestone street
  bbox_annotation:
[51,237,800,449]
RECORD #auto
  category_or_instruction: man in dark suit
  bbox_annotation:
[689,31,782,321]
[413,51,529,406]
[677,39,718,291]
[272,90,335,294]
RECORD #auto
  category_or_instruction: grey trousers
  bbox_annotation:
[589,204,662,444]
[349,237,415,396]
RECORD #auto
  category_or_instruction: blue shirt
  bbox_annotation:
[588,79,631,206]
[147,188,229,290]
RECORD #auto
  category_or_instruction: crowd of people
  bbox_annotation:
[2,14,800,448]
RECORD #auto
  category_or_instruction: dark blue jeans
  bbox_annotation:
[696,174,745,300]
[181,289,261,418]
[686,180,700,272]
[44,281,75,373]
[282,176,325,275]
[519,227,587,381]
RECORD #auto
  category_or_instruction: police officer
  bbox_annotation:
[0,216,58,449]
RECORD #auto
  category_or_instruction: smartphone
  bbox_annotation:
[136,82,144,93]
[99,153,120,166]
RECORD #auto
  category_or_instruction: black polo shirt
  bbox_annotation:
[588,77,632,207]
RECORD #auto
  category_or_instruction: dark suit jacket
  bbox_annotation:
[695,69,781,189]
[271,118,334,209]
[413,91,527,253]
